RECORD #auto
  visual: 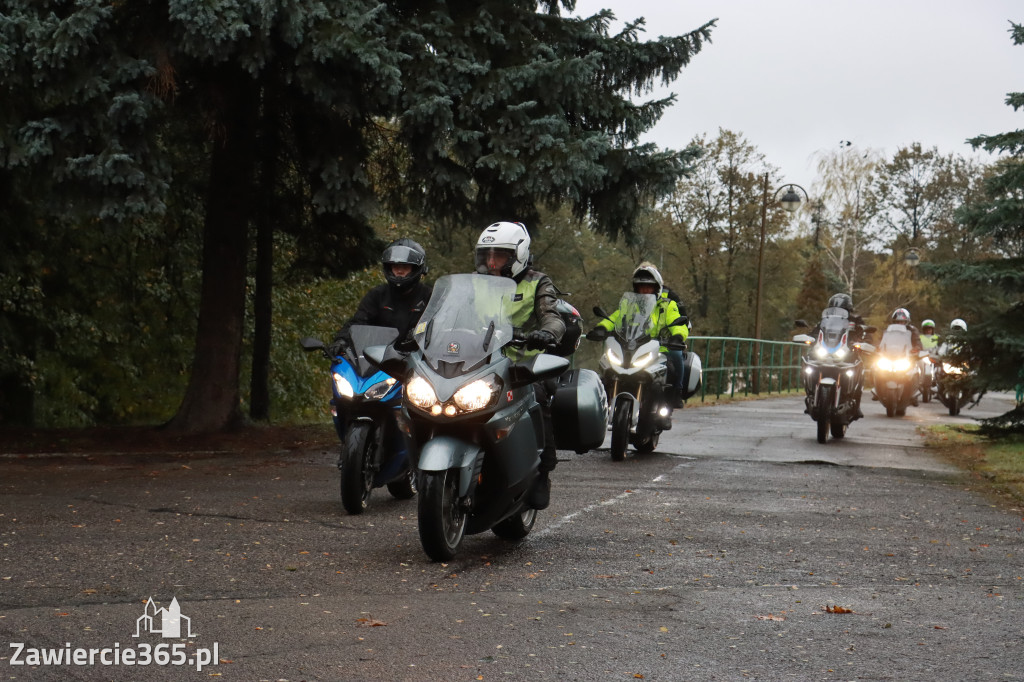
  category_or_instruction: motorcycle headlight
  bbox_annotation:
[813,345,829,359]
[833,346,848,360]
[453,376,500,412]
[364,377,397,401]
[942,362,965,375]
[606,347,624,367]
[894,357,912,372]
[876,357,893,372]
[333,372,354,398]
[406,375,438,409]
[631,351,655,369]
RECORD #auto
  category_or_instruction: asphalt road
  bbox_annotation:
[1,392,1021,682]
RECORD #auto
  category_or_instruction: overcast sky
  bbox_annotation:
[571,0,1023,185]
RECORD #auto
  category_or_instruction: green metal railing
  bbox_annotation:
[687,336,807,401]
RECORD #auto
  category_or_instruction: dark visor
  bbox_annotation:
[382,245,424,265]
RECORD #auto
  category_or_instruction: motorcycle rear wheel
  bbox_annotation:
[830,420,847,439]
[492,508,538,540]
[418,469,466,562]
[340,422,375,515]
[387,466,418,500]
[610,400,630,462]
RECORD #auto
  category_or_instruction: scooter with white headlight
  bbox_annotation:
[300,326,417,514]
[793,307,874,443]
[366,274,604,562]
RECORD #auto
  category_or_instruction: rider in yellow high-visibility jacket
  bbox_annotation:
[475,221,565,512]
[594,262,689,405]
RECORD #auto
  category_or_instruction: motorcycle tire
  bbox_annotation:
[949,398,961,416]
[921,386,932,403]
[386,466,418,500]
[492,508,538,540]
[830,420,847,439]
[634,430,660,454]
[885,388,897,418]
[815,386,832,444]
[340,422,376,515]
[610,400,630,462]
[418,469,466,562]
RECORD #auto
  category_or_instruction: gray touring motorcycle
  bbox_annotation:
[872,324,922,418]
[367,274,606,562]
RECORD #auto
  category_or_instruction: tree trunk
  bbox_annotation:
[249,98,278,423]
[167,72,258,433]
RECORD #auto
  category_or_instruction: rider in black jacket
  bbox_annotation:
[329,239,432,354]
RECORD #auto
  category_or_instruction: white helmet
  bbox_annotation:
[950,318,967,332]
[631,261,663,295]
[475,221,531,278]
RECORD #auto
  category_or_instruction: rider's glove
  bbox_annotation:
[526,329,556,350]
[585,327,605,341]
[327,338,349,357]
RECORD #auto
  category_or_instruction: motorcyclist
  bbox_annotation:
[811,293,872,344]
[888,307,923,353]
[475,221,565,511]
[920,319,939,351]
[588,262,689,411]
[809,293,869,418]
[937,318,967,356]
[329,238,432,355]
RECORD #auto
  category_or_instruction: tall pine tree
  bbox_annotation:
[0,1,715,431]
[932,21,1024,433]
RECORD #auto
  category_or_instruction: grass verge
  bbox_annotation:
[921,424,1024,506]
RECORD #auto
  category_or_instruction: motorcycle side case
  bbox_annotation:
[681,352,703,399]
[551,369,609,453]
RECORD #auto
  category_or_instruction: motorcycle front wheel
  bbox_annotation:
[340,422,376,515]
[418,469,467,562]
[885,388,898,418]
[610,400,630,462]
[815,386,832,444]
[386,466,418,500]
[634,428,660,453]
[492,508,538,540]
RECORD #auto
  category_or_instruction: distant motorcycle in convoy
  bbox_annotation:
[300,326,417,515]
[587,293,700,461]
[934,347,977,416]
[872,324,922,418]
[918,353,936,403]
[366,274,606,562]
[793,307,875,443]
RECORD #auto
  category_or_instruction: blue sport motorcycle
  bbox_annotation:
[301,325,417,514]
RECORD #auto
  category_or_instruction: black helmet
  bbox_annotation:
[827,293,853,313]
[382,238,427,292]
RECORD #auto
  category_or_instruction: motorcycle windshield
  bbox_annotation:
[612,293,658,343]
[413,274,516,368]
[348,325,400,376]
[818,309,849,349]
[879,325,912,356]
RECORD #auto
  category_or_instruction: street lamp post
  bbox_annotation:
[754,176,809,340]
[752,177,808,394]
